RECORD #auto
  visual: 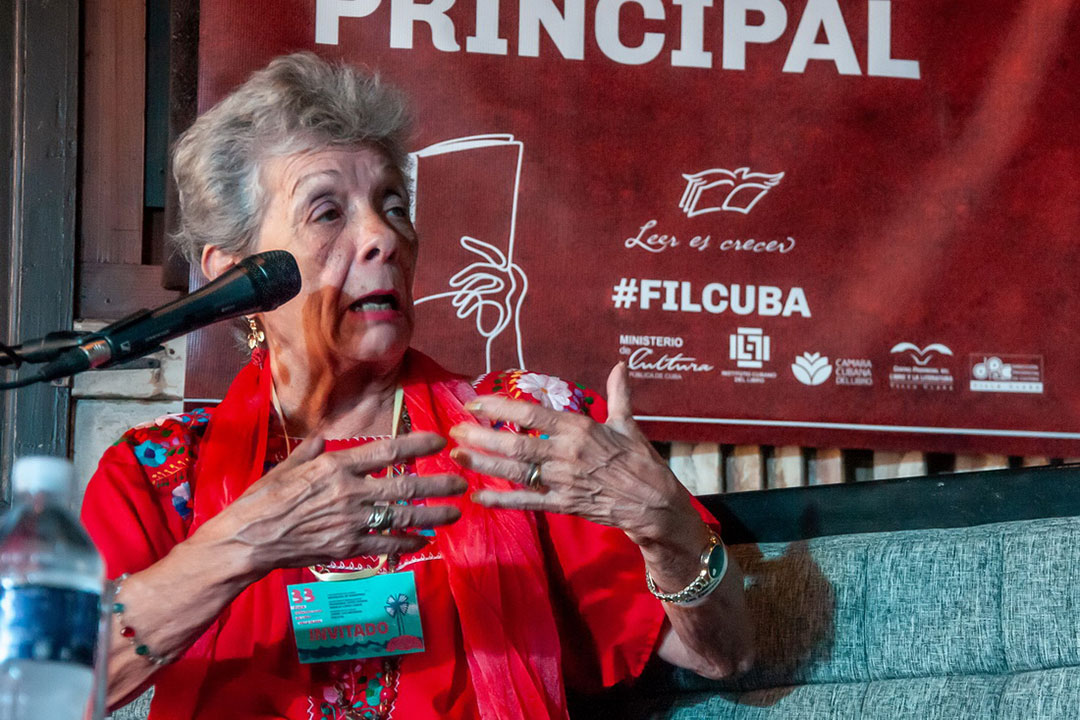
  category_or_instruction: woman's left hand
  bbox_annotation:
[449,362,697,547]
[451,362,755,679]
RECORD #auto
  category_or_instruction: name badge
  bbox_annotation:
[287,571,425,664]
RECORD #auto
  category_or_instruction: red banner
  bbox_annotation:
[192,0,1080,455]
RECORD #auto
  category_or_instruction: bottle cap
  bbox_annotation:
[12,455,76,497]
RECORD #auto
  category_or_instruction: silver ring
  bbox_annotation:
[365,504,395,532]
[524,462,543,490]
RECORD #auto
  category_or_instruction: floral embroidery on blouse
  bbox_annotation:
[514,372,574,411]
[171,481,192,519]
[473,369,598,435]
[114,408,212,516]
[310,658,401,720]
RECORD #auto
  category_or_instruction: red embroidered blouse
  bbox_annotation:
[82,368,698,719]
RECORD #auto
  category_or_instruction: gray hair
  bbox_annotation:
[171,52,412,264]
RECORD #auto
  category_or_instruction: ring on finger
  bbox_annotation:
[524,462,544,490]
[365,503,395,532]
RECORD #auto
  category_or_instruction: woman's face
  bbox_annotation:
[252,144,418,376]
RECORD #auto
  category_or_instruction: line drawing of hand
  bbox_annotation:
[414,235,528,373]
[410,135,530,372]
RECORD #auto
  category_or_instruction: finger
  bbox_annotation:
[471,488,563,512]
[364,502,462,530]
[464,395,579,434]
[605,362,648,441]
[334,432,447,474]
[606,362,633,424]
[449,423,552,464]
[449,448,533,485]
[344,533,429,558]
[276,432,326,472]
[359,473,468,502]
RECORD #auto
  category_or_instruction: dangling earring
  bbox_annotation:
[247,317,265,350]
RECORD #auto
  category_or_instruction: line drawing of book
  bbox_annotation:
[409,134,529,373]
[679,167,785,217]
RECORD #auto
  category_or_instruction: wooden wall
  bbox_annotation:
[666,443,1075,494]
[0,0,80,496]
[79,0,182,320]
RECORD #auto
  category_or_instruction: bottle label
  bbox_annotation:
[0,585,99,668]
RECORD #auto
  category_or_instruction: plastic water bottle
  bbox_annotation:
[0,456,106,719]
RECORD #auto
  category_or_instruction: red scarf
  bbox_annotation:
[184,348,569,720]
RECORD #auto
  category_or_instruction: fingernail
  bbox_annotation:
[465,400,482,413]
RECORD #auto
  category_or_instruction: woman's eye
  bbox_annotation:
[384,192,409,219]
[313,206,341,223]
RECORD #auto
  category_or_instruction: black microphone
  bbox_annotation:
[32,250,301,384]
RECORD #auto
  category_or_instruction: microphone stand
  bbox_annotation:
[0,314,160,391]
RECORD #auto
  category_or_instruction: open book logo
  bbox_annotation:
[679,167,785,217]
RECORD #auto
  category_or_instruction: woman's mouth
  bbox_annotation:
[347,291,404,320]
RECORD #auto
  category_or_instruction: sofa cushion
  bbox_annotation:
[632,668,1080,720]
[671,516,1080,691]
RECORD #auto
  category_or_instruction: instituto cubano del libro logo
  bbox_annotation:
[731,328,770,369]
[722,328,777,385]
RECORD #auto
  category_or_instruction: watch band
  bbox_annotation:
[645,530,728,606]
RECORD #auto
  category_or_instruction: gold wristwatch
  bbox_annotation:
[645,530,728,606]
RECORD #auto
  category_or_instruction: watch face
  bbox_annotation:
[707,541,727,579]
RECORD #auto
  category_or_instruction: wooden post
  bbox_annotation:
[953,454,1010,472]
[668,442,698,495]
[726,446,764,492]
[0,0,80,497]
[669,442,722,495]
[768,446,805,488]
[81,0,146,265]
[873,451,928,480]
[810,448,845,485]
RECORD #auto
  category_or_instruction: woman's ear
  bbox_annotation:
[201,244,241,282]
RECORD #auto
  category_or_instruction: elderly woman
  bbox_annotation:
[82,53,752,720]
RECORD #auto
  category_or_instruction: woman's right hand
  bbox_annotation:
[208,432,465,575]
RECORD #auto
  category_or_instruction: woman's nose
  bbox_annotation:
[355,212,401,264]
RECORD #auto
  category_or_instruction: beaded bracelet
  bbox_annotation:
[111,573,170,666]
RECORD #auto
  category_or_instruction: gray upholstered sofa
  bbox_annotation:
[591,465,1080,720]
[114,466,1080,720]
[618,515,1080,719]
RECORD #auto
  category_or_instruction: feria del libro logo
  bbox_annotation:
[679,168,785,217]
[791,352,832,386]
